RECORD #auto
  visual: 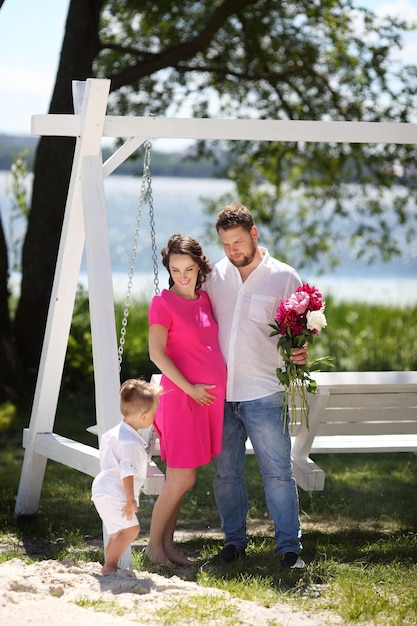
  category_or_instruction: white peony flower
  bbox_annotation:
[306,309,327,332]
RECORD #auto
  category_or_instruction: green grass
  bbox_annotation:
[2,425,416,623]
[74,597,130,616]
[1,299,417,624]
[154,594,238,625]
[309,298,417,372]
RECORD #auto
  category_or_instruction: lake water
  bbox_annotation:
[1,171,416,305]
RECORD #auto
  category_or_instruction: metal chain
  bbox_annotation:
[147,148,160,297]
[118,140,158,371]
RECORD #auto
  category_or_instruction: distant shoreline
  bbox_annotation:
[0,134,225,178]
[9,272,417,307]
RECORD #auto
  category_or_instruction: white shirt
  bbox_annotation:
[204,247,301,401]
[91,420,148,502]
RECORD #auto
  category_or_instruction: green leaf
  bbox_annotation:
[309,356,335,371]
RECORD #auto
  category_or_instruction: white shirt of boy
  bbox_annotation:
[92,420,148,503]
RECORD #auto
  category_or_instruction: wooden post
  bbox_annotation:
[81,155,120,438]
[81,154,132,567]
[15,79,111,516]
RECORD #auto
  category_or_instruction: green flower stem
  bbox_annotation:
[270,320,334,432]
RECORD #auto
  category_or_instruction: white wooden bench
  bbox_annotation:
[149,371,417,493]
[289,370,417,490]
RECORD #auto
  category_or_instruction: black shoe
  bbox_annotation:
[281,552,306,569]
[211,544,246,563]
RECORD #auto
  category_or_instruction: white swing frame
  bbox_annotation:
[14,78,417,565]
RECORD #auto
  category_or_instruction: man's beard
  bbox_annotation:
[228,241,257,268]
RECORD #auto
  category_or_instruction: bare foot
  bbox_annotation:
[101,564,118,575]
[145,546,172,565]
[165,547,195,567]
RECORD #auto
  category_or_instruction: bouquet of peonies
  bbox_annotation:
[269,283,334,430]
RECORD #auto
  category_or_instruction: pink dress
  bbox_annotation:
[148,289,226,468]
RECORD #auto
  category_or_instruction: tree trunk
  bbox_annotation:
[0,215,21,399]
[14,0,104,388]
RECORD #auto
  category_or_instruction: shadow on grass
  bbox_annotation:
[299,452,417,527]
[128,524,416,595]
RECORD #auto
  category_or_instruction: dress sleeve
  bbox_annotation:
[148,293,172,329]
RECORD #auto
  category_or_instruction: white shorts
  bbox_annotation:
[92,494,140,536]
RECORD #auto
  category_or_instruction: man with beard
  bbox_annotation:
[204,203,307,569]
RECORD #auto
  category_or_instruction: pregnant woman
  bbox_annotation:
[146,233,226,566]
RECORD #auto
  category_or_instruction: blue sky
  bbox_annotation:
[0,0,416,143]
[0,0,70,135]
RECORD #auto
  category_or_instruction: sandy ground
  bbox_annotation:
[0,551,343,626]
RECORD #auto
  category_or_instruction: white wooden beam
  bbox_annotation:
[31,114,81,137]
[21,429,165,490]
[291,389,330,462]
[102,136,147,177]
[292,458,325,492]
[31,112,417,145]
[314,370,417,391]
[104,117,417,144]
[22,430,100,476]
[81,155,120,438]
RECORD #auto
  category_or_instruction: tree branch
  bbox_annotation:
[105,0,258,91]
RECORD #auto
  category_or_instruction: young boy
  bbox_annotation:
[92,378,163,574]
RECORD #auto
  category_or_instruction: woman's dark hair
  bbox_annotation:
[161,233,211,289]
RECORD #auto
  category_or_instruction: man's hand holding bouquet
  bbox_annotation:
[269,283,334,429]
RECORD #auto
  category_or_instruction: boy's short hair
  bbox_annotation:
[120,378,163,417]
[215,203,254,233]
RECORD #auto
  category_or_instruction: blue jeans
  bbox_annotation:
[213,392,302,556]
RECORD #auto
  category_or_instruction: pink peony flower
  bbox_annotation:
[269,283,334,429]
